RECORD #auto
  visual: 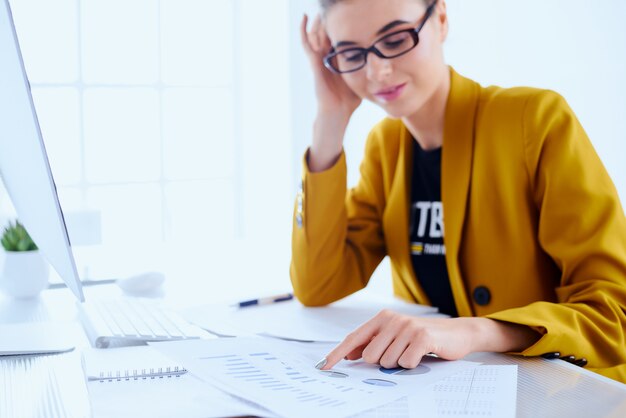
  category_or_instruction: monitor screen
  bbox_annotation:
[0,0,84,302]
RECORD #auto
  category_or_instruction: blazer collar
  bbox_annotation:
[384,67,481,315]
[441,67,481,316]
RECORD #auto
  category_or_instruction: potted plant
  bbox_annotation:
[0,220,49,298]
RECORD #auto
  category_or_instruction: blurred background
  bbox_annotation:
[2,0,625,303]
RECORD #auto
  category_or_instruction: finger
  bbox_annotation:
[360,326,398,366]
[300,14,314,55]
[379,337,411,369]
[320,333,371,370]
[318,320,383,370]
[358,310,409,366]
[345,343,369,360]
[309,14,322,52]
[318,22,332,53]
[397,342,428,369]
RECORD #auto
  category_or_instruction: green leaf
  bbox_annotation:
[1,220,37,252]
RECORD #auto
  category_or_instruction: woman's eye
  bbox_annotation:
[379,33,411,50]
[342,51,364,62]
[382,37,408,49]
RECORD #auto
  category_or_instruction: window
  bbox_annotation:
[8,0,293,298]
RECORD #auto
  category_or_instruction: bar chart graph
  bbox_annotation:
[152,338,478,418]
[199,351,382,411]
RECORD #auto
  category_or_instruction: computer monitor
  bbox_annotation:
[0,0,84,302]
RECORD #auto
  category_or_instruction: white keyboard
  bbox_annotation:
[77,298,204,348]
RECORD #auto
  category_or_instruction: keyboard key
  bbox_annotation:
[77,297,203,347]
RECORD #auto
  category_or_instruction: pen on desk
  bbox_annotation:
[233,292,294,308]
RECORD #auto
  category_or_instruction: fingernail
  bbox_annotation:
[314,358,327,370]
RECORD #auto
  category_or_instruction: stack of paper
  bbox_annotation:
[352,365,518,417]
[151,337,479,418]
[182,293,440,342]
[430,365,518,417]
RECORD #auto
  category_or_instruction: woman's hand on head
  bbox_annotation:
[317,310,541,370]
[300,14,361,120]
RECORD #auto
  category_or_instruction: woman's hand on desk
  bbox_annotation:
[316,310,541,370]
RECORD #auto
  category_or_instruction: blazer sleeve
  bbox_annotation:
[485,90,626,376]
[290,132,388,306]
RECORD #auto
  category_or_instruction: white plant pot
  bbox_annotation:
[0,250,50,299]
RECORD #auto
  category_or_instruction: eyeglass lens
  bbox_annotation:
[331,30,416,73]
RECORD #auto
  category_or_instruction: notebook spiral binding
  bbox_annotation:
[93,366,188,382]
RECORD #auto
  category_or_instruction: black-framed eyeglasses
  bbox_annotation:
[323,0,438,74]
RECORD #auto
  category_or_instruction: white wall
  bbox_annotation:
[2,0,623,302]
[289,0,626,295]
[445,0,626,204]
[3,0,294,302]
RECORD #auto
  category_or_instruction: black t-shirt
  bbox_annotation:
[409,141,458,317]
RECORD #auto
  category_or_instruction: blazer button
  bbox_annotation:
[473,286,491,306]
[574,358,588,367]
[541,352,561,359]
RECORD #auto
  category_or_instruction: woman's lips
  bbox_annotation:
[374,83,407,102]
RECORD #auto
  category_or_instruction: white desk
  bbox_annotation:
[1,286,625,418]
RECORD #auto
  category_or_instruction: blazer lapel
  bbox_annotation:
[441,67,481,317]
[383,123,430,304]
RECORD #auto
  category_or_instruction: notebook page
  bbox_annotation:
[82,346,270,418]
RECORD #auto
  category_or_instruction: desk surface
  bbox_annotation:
[1,286,625,418]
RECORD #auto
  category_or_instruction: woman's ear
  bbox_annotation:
[436,0,449,43]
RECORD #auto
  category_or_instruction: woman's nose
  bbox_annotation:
[365,54,392,81]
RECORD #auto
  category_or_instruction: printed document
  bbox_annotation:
[151,337,477,418]
[182,293,440,342]
[354,365,518,417]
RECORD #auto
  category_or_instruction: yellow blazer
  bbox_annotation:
[290,68,626,382]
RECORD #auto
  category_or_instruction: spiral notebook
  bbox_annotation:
[82,346,270,418]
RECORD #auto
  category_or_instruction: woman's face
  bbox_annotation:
[324,0,447,119]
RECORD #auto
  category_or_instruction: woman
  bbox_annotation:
[290,0,626,382]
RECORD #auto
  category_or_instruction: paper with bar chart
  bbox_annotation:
[151,337,477,418]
